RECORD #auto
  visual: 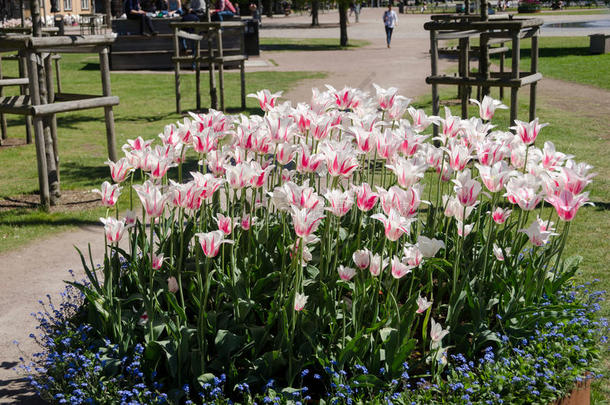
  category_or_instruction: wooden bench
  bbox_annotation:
[171,21,248,113]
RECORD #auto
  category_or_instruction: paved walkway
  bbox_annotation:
[1,8,609,404]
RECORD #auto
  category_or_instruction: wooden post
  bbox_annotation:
[239,24,246,110]
[26,52,50,211]
[54,55,62,94]
[0,55,7,145]
[173,27,182,114]
[19,52,33,144]
[480,0,488,21]
[99,46,118,162]
[499,44,505,100]
[529,31,539,121]
[208,27,218,110]
[20,0,25,27]
[480,33,490,97]
[36,52,60,203]
[510,31,520,127]
[30,0,42,37]
[430,28,439,138]
[196,34,201,111]
[459,36,469,118]
[216,25,225,112]
[44,53,60,185]
[105,0,113,34]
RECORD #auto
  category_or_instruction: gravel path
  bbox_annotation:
[1,8,608,404]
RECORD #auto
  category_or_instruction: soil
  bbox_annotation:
[0,189,100,212]
[1,8,608,404]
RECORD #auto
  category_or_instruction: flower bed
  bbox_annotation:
[24,86,607,404]
[518,0,542,12]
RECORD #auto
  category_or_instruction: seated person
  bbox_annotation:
[249,3,261,25]
[189,0,206,17]
[211,0,236,21]
[180,8,200,53]
[167,0,184,15]
[124,0,158,36]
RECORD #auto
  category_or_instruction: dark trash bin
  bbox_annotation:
[54,14,64,35]
[455,2,475,12]
[244,18,260,56]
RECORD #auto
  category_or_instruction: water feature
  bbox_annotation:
[543,19,610,29]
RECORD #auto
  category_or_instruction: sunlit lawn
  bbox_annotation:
[0,54,325,252]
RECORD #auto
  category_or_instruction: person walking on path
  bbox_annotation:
[383,4,398,48]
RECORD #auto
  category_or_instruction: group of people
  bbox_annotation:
[124,0,238,36]
[124,0,399,49]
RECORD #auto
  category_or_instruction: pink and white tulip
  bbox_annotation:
[291,206,325,238]
[353,183,379,212]
[92,181,122,207]
[352,248,371,270]
[453,169,482,207]
[470,96,507,121]
[416,296,432,314]
[491,207,512,224]
[100,217,126,243]
[216,213,237,235]
[511,118,548,145]
[417,236,445,258]
[338,265,357,281]
[371,209,414,241]
[106,158,134,183]
[391,256,412,279]
[294,292,308,311]
[324,189,354,217]
[152,253,165,270]
[248,89,282,111]
[133,180,169,218]
[546,189,590,222]
[196,230,234,258]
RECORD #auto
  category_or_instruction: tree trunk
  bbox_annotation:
[264,0,273,16]
[339,1,348,46]
[30,0,42,36]
[105,0,113,27]
[311,0,319,26]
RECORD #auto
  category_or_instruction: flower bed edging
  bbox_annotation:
[553,377,590,405]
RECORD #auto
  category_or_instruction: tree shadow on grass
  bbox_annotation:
[491,46,591,61]
[59,162,108,185]
[593,201,610,211]
[262,22,338,30]
[0,208,100,227]
[529,46,590,58]
[260,43,355,51]
[80,62,101,71]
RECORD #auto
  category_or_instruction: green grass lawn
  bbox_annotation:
[0,54,325,251]
[447,36,610,90]
[259,37,370,51]
[511,36,610,90]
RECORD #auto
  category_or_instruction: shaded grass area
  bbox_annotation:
[539,8,610,14]
[0,54,325,252]
[446,36,610,90]
[414,87,610,400]
[260,37,370,51]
